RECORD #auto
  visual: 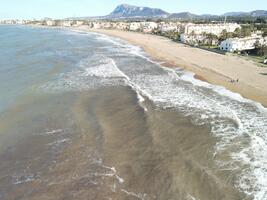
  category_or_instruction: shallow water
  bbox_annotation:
[0,25,266,200]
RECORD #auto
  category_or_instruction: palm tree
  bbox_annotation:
[233,28,241,37]
[206,33,218,47]
[255,41,267,56]
[219,29,228,41]
[189,30,196,37]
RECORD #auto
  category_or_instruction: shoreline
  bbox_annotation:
[75,28,267,107]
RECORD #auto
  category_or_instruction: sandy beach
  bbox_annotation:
[79,28,267,107]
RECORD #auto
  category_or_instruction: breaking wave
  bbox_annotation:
[40,31,267,200]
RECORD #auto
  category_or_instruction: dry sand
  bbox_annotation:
[78,28,267,107]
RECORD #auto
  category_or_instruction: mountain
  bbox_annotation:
[250,10,267,17]
[105,4,267,20]
[168,12,198,19]
[168,10,267,20]
[106,4,169,18]
[222,12,249,17]
[68,4,267,20]
[223,10,267,17]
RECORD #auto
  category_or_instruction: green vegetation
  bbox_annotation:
[152,29,180,41]
[255,44,267,57]
[202,32,218,47]
[219,29,233,41]
[240,24,254,36]
[218,25,255,41]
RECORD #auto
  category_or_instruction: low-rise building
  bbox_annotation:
[180,34,218,45]
[219,36,267,52]
[62,20,73,27]
[180,34,204,44]
[140,22,158,33]
[158,22,180,33]
[46,20,56,26]
[183,23,241,36]
[114,22,129,30]
[73,20,85,26]
[129,22,141,31]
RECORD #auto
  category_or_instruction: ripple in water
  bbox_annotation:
[40,32,267,200]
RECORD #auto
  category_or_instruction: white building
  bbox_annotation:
[140,22,158,33]
[158,22,180,33]
[91,22,102,29]
[62,20,73,27]
[73,20,85,26]
[219,36,267,52]
[0,20,17,24]
[129,22,141,31]
[114,22,128,30]
[180,34,205,44]
[46,20,56,26]
[183,23,241,36]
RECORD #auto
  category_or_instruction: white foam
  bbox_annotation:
[121,189,148,200]
[130,66,267,200]
[93,34,267,199]
[47,138,71,146]
[42,129,64,135]
[12,174,38,185]
[83,57,125,78]
[186,194,199,200]
[41,30,267,199]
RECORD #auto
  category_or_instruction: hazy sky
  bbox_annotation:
[0,0,266,19]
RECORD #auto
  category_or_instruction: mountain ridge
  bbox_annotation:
[107,4,169,18]
[68,4,267,20]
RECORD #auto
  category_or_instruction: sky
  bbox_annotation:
[0,0,266,20]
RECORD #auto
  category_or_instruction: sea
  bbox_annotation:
[0,25,267,200]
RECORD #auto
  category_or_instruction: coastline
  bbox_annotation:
[1,24,267,200]
[75,27,267,107]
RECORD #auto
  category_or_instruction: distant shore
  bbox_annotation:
[72,27,267,107]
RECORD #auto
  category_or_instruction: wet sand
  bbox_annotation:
[84,28,267,107]
[1,86,246,200]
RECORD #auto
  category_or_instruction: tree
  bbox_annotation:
[254,39,267,56]
[164,30,180,41]
[219,29,228,41]
[263,28,267,37]
[233,28,242,37]
[255,18,265,24]
[219,29,234,42]
[205,33,218,47]
[241,26,252,37]
[189,30,196,37]
[255,45,267,57]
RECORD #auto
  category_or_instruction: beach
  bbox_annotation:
[82,28,267,107]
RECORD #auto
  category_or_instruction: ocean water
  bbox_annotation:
[0,25,267,200]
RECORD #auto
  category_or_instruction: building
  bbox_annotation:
[183,23,241,36]
[62,20,73,27]
[158,22,180,33]
[219,35,267,52]
[73,20,85,26]
[46,20,56,26]
[114,22,129,30]
[180,34,219,45]
[0,20,17,24]
[180,34,205,44]
[129,22,141,31]
[140,22,158,33]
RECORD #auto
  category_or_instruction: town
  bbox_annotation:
[1,18,267,64]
